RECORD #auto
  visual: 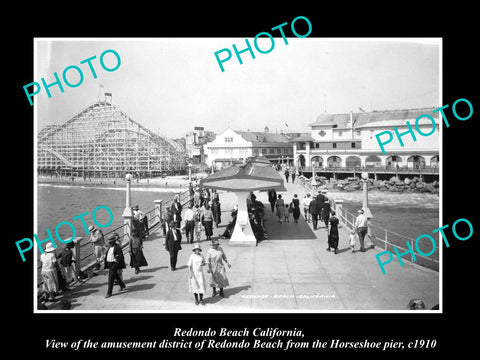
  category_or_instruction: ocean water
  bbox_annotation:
[333,191,440,266]
[37,183,177,240]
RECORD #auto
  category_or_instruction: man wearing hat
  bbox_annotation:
[184,203,196,244]
[104,232,126,298]
[165,221,182,271]
[355,208,368,252]
[89,225,104,270]
[133,205,149,237]
[170,197,183,229]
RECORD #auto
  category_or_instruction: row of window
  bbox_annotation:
[210,147,293,156]
[299,142,359,150]
[256,147,292,154]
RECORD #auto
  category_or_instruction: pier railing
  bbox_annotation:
[37,189,192,290]
[330,199,439,272]
[300,165,439,174]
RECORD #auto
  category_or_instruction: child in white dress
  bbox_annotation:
[349,230,357,252]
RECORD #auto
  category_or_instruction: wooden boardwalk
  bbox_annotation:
[40,178,440,312]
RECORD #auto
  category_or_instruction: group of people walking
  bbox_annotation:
[39,181,370,307]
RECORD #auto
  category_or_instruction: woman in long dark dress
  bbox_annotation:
[130,226,148,274]
[327,210,339,254]
[291,194,301,223]
[211,199,222,228]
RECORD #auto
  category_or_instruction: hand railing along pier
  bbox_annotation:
[37,189,192,290]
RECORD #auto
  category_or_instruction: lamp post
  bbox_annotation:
[122,172,133,238]
[187,163,192,182]
[361,172,373,219]
[311,163,317,187]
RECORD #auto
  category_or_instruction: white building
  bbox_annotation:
[204,128,294,169]
[185,126,216,164]
[292,108,440,169]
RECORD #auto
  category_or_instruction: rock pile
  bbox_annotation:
[335,176,439,194]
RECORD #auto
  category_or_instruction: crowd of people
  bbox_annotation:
[38,176,372,308]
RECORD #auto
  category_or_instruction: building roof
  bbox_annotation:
[237,131,290,144]
[289,134,315,142]
[309,108,439,128]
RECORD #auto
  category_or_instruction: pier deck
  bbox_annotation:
[47,179,439,312]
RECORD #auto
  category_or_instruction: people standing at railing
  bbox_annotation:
[184,203,196,244]
[165,220,182,271]
[327,210,340,254]
[133,205,149,237]
[40,243,60,302]
[302,193,312,223]
[58,241,80,284]
[89,225,105,270]
[355,208,368,252]
[129,226,148,274]
[104,233,127,298]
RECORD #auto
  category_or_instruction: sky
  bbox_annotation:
[35,38,440,139]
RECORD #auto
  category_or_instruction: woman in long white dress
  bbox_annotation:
[206,240,231,297]
[187,243,207,305]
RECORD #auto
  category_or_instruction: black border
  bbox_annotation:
[7,4,478,356]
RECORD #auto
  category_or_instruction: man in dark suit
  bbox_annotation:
[165,221,182,271]
[170,197,183,229]
[267,189,277,212]
[315,192,325,223]
[309,197,321,230]
[322,199,331,228]
[104,232,126,298]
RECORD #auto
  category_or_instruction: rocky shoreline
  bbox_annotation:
[324,176,439,194]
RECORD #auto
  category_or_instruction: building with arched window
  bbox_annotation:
[291,108,440,173]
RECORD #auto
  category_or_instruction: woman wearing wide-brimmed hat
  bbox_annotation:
[206,239,231,298]
[40,243,60,302]
[187,243,207,305]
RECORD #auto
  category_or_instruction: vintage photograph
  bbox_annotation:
[33,38,441,312]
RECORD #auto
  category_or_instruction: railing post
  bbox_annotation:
[154,199,163,223]
[334,199,344,226]
[385,229,388,250]
[73,236,83,279]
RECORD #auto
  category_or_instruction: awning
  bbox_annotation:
[201,157,286,192]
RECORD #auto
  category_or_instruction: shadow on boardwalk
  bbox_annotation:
[43,176,439,312]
